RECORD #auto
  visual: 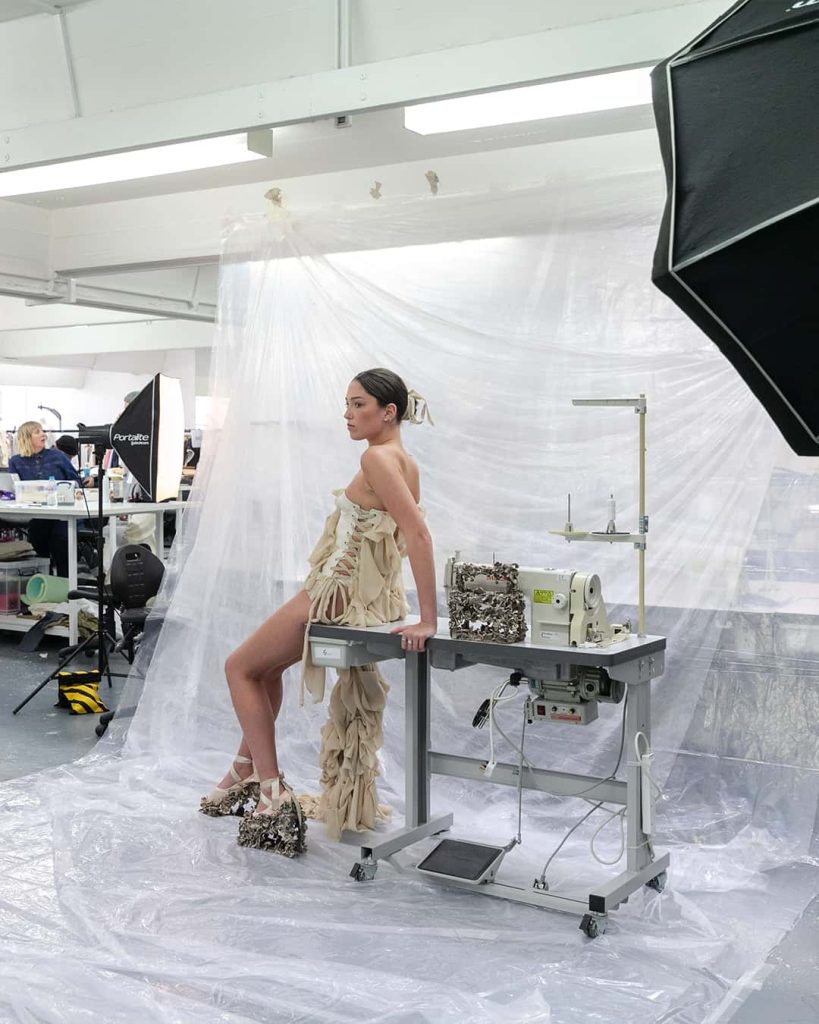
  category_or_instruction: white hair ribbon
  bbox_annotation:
[404,389,434,426]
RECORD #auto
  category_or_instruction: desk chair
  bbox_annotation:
[95,544,165,736]
[77,524,99,571]
[109,543,165,660]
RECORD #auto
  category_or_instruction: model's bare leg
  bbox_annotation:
[215,736,254,791]
[214,670,287,791]
[223,589,311,787]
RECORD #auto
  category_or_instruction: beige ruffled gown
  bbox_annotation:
[299,489,415,840]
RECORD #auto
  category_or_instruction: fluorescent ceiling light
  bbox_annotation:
[0,134,267,198]
[404,67,652,135]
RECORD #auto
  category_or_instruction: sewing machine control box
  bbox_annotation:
[527,696,598,725]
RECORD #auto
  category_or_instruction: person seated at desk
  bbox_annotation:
[55,433,80,469]
[9,422,83,578]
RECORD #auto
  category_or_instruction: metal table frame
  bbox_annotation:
[0,501,184,644]
[309,621,669,933]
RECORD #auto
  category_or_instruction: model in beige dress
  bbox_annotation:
[200,369,436,856]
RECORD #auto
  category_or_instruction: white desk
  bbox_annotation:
[0,500,184,644]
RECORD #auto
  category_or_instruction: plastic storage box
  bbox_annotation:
[13,479,58,504]
[0,558,52,614]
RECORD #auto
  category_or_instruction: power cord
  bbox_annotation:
[589,806,626,866]
[535,694,629,887]
[482,680,520,777]
[474,674,529,853]
[503,706,528,851]
[471,676,634,881]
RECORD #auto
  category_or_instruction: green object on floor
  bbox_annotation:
[22,574,70,605]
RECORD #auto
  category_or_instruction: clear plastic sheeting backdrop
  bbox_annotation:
[1,178,817,1024]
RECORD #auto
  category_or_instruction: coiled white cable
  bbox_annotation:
[589,806,626,865]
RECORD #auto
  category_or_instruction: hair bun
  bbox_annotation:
[403,389,434,426]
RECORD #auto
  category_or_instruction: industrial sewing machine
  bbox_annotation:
[443,558,631,727]
[444,557,630,648]
[310,615,668,937]
[310,556,662,936]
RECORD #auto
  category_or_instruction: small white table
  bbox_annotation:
[0,499,184,644]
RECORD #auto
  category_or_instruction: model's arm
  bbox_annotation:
[360,446,437,650]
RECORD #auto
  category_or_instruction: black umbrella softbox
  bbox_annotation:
[651,0,819,455]
[78,373,185,501]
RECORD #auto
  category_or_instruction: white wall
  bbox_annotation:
[1,369,150,436]
[0,356,196,440]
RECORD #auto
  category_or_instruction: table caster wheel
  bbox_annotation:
[579,913,606,939]
[646,870,667,893]
[350,861,377,882]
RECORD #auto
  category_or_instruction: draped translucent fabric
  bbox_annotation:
[0,174,816,1023]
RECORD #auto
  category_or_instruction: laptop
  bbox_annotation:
[0,471,20,496]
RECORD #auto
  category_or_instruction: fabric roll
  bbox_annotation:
[23,573,70,605]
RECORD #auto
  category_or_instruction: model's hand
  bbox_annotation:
[391,620,437,653]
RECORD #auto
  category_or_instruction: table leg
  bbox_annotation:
[105,513,119,573]
[67,517,78,645]
[404,649,430,827]
[156,511,165,557]
[626,681,653,873]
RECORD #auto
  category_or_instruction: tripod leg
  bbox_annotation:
[101,636,113,688]
[12,633,96,715]
[12,674,59,715]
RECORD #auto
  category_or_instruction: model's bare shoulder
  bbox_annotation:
[360,445,402,472]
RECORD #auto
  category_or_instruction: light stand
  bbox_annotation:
[12,373,185,717]
[37,404,62,433]
[12,444,122,715]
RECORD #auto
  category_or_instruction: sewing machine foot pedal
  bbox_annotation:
[579,913,607,939]
[416,839,506,885]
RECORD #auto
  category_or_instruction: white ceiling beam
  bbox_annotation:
[0,317,212,359]
[0,198,50,278]
[0,270,216,320]
[50,129,665,274]
[22,1,62,14]
[0,294,144,329]
[58,7,82,118]
[0,3,727,171]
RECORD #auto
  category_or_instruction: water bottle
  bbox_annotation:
[46,475,58,507]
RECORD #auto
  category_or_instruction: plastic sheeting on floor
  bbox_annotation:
[1,170,817,1023]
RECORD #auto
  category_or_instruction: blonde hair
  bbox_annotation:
[16,421,44,458]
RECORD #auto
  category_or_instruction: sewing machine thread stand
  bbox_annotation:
[551,395,648,636]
